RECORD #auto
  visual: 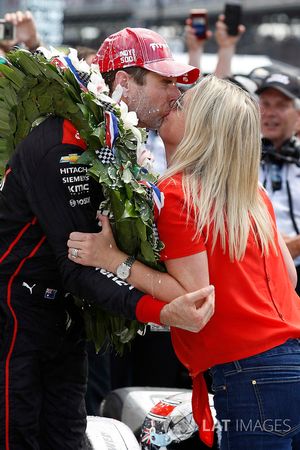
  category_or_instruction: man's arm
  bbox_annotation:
[29,147,145,319]
[278,233,297,287]
[282,233,300,260]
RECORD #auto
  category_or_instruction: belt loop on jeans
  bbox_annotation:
[233,360,242,372]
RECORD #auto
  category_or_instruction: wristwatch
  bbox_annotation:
[116,256,136,281]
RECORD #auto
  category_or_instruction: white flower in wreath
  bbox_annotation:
[87,63,109,97]
[118,100,142,149]
[68,48,91,73]
[37,45,61,60]
[136,145,155,170]
[38,46,91,78]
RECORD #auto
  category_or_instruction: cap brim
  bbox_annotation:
[143,59,200,84]
[256,83,296,100]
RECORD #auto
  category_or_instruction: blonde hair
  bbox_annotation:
[162,75,276,260]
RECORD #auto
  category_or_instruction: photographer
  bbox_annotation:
[258,72,300,293]
[0,10,41,55]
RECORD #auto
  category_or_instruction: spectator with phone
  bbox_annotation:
[0,10,41,54]
[185,12,212,69]
[214,12,245,79]
[0,19,14,43]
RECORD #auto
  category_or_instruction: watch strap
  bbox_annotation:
[124,255,135,269]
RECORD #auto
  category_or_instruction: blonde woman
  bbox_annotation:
[68,76,300,449]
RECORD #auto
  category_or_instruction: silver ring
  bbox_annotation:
[71,248,79,258]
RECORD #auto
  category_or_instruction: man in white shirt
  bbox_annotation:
[258,72,300,293]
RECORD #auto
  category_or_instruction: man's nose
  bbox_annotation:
[260,106,273,117]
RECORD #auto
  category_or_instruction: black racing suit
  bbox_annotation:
[0,117,145,449]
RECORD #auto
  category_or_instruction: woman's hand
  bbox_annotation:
[160,285,215,332]
[67,215,125,271]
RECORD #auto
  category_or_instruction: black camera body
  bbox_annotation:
[261,136,300,191]
[0,19,15,41]
[224,3,242,36]
[261,136,300,166]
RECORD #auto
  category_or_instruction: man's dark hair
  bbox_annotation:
[102,67,148,92]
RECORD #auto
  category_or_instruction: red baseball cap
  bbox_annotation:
[94,27,200,85]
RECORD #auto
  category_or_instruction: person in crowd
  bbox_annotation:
[0,10,41,54]
[0,26,215,449]
[184,15,212,70]
[257,72,300,295]
[296,113,300,139]
[213,14,245,79]
[68,75,300,449]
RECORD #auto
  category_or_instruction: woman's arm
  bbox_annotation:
[67,215,210,302]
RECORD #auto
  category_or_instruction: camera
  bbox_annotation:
[261,137,300,191]
[190,9,208,40]
[261,137,300,166]
[0,20,15,41]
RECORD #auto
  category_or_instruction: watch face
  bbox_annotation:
[116,263,130,280]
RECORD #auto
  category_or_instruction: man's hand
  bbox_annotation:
[185,18,212,68]
[215,14,245,49]
[160,285,215,333]
[3,11,40,52]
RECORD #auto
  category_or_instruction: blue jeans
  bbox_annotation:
[210,339,300,450]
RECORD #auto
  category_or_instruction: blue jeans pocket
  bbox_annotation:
[251,370,300,436]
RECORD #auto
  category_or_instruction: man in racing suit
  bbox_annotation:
[0,51,214,450]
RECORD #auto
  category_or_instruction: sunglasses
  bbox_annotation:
[170,92,185,111]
